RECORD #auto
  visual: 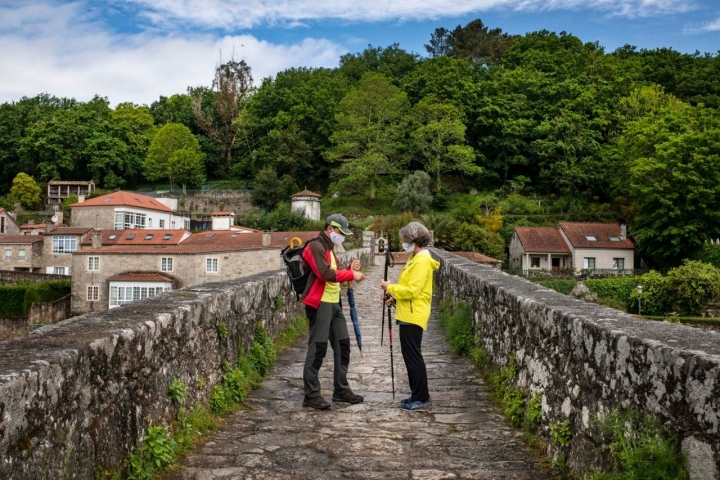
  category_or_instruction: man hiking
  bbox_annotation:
[301,214,365,409]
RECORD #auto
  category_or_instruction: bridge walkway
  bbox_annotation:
[172,264,546,479]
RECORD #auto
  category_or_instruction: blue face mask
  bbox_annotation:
[402,242,415,253]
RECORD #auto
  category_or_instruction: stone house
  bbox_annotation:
[509,222,635,273]
[0,208,20,236]
[69,191,190,231]
[0,236,44,272]
[42,227,94,276]
[19,223,49,235]
[70,230,318,314]
[47,180,95,208]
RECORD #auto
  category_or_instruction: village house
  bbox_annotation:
[70,230,318,314]
[0,236,44,272]
[42,227,94,275]
[509,222,634,274]
[0,208,20,236]
[47,180,95,208]
[69,191,190,231]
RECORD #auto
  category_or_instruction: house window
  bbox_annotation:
[206,258,218,273]
[171,221,176,228]
[18,249,26,260]
[161,257,173,272]
[54,267,67,275]
[88,256,99,271]
[585,236,597,242]
[148,218,153,228]
[184,220,190,230]
[114,211,147,229]
[4,248,11,260]
[530,257,541,268]
[109,284,171,307]
[87,285,99,301]
[583,258,596,269]
[159,219,165,228]
[613,258,625,270]
[0,216,4,233]
[52,235,77,254]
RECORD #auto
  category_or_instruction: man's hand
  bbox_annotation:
[353,270,365,282]
[351,258,361,271]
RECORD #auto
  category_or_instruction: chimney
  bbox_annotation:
[77,194,85,203]
[92,229,103,249]
[620,224,627,240]
[262,231,272,247]
[54,211,63,225]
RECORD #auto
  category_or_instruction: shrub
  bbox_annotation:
[438,301,475,356]
[536,280,576,295]
[0,285,28,316]
[393,171,433,213]
[585,278,639,305]
[22,280,71,314]
[127,425,175,480]
[249,325,276,377]
[451,223,507,261]
[628,270,670,316]
[168,379,188,405]
[665,260,720,315]
[691,243,720,269]
[245,203,307,231]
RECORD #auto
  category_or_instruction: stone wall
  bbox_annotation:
[431,249,720,479]
[177,191,258,215]
[0,270,68,284]
[28,294,71,324]
[0,317,29,341]
[0,247,371,479]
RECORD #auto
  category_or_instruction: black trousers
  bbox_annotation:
[399,324,429,402]
[303,303,351,398]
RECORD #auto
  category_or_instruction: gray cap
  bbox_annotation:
[326,214,353,235]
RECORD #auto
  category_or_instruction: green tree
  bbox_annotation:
[9,173,42,209]
[393,171,433,213]
[426,19,518,65]
[327,72,410,199]
[410,95,480,190]
[451,223,506,261]
[61,193,78,213]
[666,260,720,315]
[111,103,157,184]
[145,123,205,193]
[622,103,720,265]
[251,167,294,211]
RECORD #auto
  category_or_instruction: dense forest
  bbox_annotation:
[1,19,719,268]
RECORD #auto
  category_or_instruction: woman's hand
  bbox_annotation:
[380,280,391,291]
[385,296,395,307]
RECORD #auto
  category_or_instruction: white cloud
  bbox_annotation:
[126,0,695,29]
[684,16,720,33]
[0,2,346,106]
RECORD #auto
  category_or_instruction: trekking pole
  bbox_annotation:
[382,248,395,399]
[381,247,393,346]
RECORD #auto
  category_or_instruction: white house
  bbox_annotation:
[510,222,635,274]
[290,190,322,221]
[69,191,190,231]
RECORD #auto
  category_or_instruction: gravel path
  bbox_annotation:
[171,264,546,480]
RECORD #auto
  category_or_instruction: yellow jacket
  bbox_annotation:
[387,250,440,330]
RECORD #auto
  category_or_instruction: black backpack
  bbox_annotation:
[281,237,320,300]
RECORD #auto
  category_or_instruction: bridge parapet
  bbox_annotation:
[432,249,720,479]
[0,246,372,479]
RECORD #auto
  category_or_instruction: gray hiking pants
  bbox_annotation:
[303,302,351,398]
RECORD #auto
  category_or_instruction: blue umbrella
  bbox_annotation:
[346,282,363,358]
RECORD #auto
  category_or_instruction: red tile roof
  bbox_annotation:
[80,229,188,246]
[69,191,173,212]
[44,227,93,236]
[212,211,234,216]
[20,223,47,229]
[290,190,322,198]
[107,273,174,283]
[514,227,571,253]
[453,251,503,264]
[0,235,44,244]
[77,231,320,255]
[558,222,634,249]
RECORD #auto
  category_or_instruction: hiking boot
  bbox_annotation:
[399,397,413,406]
[399,399,431,411]
[332,391,364,404]
[303,396,331,410]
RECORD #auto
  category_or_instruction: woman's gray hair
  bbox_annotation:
[398,221,432,248]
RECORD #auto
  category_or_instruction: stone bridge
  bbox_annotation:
[0,248,718,479]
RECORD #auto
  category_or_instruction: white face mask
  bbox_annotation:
[330,232,345,245]
[402,242,415,253]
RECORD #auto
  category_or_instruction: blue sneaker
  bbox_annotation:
[399,399,431,411]
[399,397,412,407]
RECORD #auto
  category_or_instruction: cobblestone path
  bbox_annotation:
[172,265,546,480]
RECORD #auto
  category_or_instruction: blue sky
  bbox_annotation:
[1,0,719,106]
